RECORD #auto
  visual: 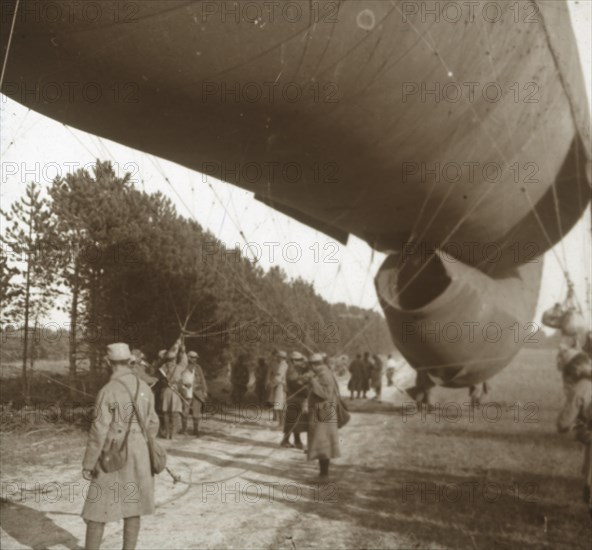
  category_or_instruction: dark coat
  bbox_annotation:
[307,365,341,461]
[284,363,309,434]
[347,359,368,391]
[82,368,159,523]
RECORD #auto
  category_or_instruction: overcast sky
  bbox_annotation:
[1,1,590,329]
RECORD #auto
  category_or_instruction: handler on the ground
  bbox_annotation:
[266,350,288,425]
[160,336,187,439]
[180,350,208,437]
[306,353,342,478]
[347,353,366,399]
[81,342,159,550]
[281,351,309,449]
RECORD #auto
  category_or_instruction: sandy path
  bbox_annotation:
[2,354,591,549]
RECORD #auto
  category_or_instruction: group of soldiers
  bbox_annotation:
[347,351,396,400]
[127,336,208,439]
[234,349,339,452]
[127,340,347,462]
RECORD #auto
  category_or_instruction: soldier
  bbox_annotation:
[371,354,383,400]
[130,349,157,387]
[362,352,374,398]
[255,357,269,405]
[266,350,288,426]
[151,349,168,438]
[281,351,309,449]
[231,353,250,403]
[347,353,366,399]
[159,337,187,439]
[81,343,159,550]
[180,351,208,437]
[385,354,397,386]
[305,353,342,478]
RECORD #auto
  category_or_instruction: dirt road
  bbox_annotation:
[1,348,591,549]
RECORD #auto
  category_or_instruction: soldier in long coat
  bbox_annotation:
[81,343,159,550]
[159,337,187,439]
[255,357,269,404]
[371,354,383,400]
[306,353,341,478]
[557,353,592,519]
[180,350,208,437]
[281,351,309,449]
[347,353,366,399]
[231,354,250,403]
[266,350,288,425]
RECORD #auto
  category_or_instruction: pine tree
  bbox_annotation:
[1,182,58,401]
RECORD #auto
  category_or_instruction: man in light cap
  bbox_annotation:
[180,350,208,436]
[81,342,159,550]
[281,351,310,448]
[266,349,289,426]
[159,336,188,439]
[130,349,157,387]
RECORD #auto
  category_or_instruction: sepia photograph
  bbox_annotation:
[0,1,590,548]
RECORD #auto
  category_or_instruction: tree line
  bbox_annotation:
[0,161,393,401]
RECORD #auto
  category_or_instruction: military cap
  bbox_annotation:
[277,350,287,359]
[309,353,323,363]
[188,351,199,359]
[290,351,304,360]
[107,343,131,362]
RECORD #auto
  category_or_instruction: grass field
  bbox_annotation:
[0,346,590,549]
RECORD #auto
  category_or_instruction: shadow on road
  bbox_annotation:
[0,499,83,550]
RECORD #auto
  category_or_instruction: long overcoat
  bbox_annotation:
[160,356,187,413]
[370,357,383,389]
[307,365,341,461]
[284,363,309,434]
[181,364,208,416]
[266,359,288,410]
[82,368,159,523]
[347,359,368,392]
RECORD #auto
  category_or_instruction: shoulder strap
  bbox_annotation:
[114,376,148,440]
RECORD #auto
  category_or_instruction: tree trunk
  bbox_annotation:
[28,319,38,399]
[69,257,80,398]
[21,220,33,404]
[89,268,99,374]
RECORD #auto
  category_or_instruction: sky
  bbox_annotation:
[0,1,590,329]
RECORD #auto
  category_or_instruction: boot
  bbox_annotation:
[163,413,171,439]
[179,416,187,435]
[85,520,105,550]
[319,459,329,478]
[293,433,304,450]
[192,419,200,437]
[166,413,174,439]
[123,516,140,550]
